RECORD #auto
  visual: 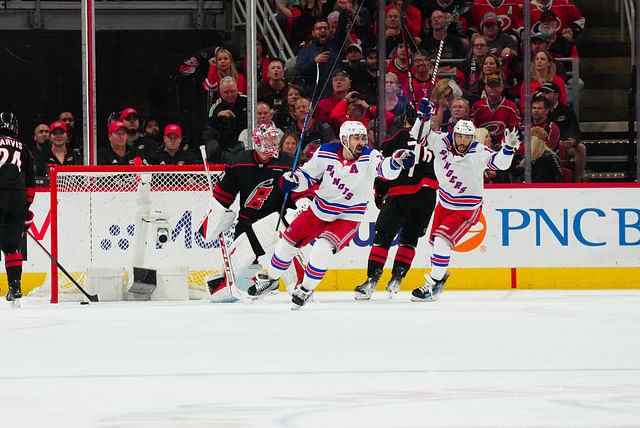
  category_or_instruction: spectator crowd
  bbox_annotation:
[31,0,586,183]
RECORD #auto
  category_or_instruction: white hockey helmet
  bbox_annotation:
[453,120,476,136]
[339,120,367,149]
[252,124,280,158]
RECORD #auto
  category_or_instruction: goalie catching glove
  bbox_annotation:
[197,197,236,241]
[279,171,299,193]
[390,149,416,170]
[502,126,523,153]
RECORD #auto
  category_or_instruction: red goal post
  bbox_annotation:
[48,164,227,303]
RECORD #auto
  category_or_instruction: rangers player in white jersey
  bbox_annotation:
[247,120,416,309]
[410,98,522,302]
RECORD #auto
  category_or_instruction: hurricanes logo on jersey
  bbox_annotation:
[245,178,274,210]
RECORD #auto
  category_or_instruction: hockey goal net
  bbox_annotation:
[46,164,229,303]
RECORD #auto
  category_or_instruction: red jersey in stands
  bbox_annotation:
[532,120,561,152]
[402,74,437,102]
[472,0,523,34]
[470,97,522,141]
[386,59,410,89]
[528,0,585,36]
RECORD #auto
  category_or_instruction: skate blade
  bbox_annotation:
[410,294,440,302]
[291,302,304,310]
[9,299,21,308]
[354,292,373,301]
[247,290,279,301]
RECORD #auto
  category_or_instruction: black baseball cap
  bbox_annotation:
[486,73,503,86]
[540,81,561,93]
[332,69,350,80]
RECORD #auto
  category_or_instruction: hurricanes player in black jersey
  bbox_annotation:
[0,112,35,307]
[354,106,438,300]
[198,124,307,301]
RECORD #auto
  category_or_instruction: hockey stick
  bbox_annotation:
[26,230,99,303]
[275,0,367,229]
[199,145,241,301]
[408,10,460,178]
[275,62,320,231]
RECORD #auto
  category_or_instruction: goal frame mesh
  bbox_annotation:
[49,164,227,303]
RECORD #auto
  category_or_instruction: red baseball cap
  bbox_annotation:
[164,124,182,137]
[50,120,67,133]
[108,121,126,135]
[119,107,139,121]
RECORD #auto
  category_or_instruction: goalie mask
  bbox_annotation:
[452,120,476,154]
[339,120,367,158]
[252,124,280,158]
[0,111,18,137]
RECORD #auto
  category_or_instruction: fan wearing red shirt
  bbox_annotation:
[470,73,521,146]
[471,0,523,35]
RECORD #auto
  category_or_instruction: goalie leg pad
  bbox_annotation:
[229,233,258,275]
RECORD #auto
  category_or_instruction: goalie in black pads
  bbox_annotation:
[354,106,438,300]
[0,112,35,307]
[198,124,307,301]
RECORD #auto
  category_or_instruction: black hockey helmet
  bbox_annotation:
[0,111,19,137]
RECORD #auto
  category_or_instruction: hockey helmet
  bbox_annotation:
[339,120,367,148]
[0,111,19,137]
[252,124,280,158]
[453,120,476,136]
[452,120,476,154]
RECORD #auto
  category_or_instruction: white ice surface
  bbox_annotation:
[1,290,639,428]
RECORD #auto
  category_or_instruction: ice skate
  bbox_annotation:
[385,275,402,297]
[354,268,382,301]
[247,272,280,298]
[385,266,407,298]
[291,286,314,310]
[6,280,22,308]
[411,272,450,302]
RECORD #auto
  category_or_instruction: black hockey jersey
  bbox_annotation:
[212,150,296,223]
[0,135,35,194]
[376,128,438,198]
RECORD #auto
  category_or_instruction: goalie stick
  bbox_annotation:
[199,145,245,302]
[27,230,99,303]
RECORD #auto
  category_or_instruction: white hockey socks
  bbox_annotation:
[267,238,298,280]
[300,237,333,291]
[430,236,452,281]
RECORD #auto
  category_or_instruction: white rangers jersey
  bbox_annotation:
[413,119,515,211]
[291,142,401,222]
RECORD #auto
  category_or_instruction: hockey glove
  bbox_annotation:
[417,98,434,122]
[24,210,34,233]
[279,172,300,193]
[502,126,522,153]
[391,149,416,170]
[374,192,384,210]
